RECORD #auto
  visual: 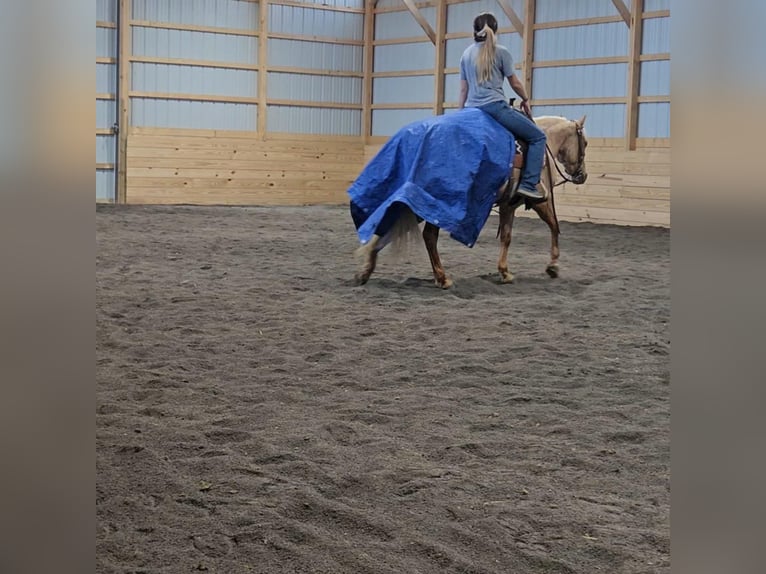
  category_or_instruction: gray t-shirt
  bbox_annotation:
[459,43,515,107]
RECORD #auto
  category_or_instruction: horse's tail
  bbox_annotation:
[388,206,420,260]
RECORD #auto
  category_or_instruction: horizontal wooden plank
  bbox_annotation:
[97,163,115,170]
[552,204,669,226]
[268,99,363,110]
[585,161,670,177]
[97,21,116,29]
[267,66,364,78]
[373,35,432,46]
[96,128,115,136]
[96,57,116,65]
[96,93,116,100]
[127,166,360,179]
[128,177,354,190]
[370,103,432,110]
[130,20,258,37]
[532,56,628,68]
[270,0,364,14]
[556,185,670,201]
[639,53,670,62]
[643,10,670,19]
[534,15,624,30]
[577,173,668,188]
[127,187,349,206]
[130,56,259,71]
[637,95,670,103]
[554,193,668,211]
[372,70,434,78]
[268,32,363,46]
[127,152,364,167]
[128,129,365,146]
[130,91,258,104]
[532,96,626,106]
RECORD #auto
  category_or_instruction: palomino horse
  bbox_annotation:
[355,114,588,288]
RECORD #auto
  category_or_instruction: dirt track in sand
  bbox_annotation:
[97,205,669,573]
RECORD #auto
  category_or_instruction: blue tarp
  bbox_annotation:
[348,107,515,248]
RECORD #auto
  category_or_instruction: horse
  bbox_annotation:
[353,114,588,289]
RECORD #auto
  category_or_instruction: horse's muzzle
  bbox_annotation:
[572,171,587,185]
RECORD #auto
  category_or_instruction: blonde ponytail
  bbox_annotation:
[476,24,497,84]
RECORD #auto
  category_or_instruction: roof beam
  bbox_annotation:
[611,0,631,26]
[401,0,436,44]
[496,0,525,37]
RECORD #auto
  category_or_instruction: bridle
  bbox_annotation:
[545,121,586,188]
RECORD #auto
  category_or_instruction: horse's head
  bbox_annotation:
[555,116,588,185]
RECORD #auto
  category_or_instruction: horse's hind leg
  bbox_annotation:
[531,198,561,278]
[354,235,380,285]
[422,223,452,289]
[497,199,516,283]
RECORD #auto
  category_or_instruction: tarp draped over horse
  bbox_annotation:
[348,107,516,248]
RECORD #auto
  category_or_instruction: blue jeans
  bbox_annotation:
[478,100,546,191]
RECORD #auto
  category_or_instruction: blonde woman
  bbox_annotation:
[458,12,546,200]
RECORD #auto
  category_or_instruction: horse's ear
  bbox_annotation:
[577,115,587,127]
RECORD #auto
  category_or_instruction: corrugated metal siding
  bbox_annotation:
[374,76,435,104]
[536,0,622,23]
[132,0,259,29]
[372,109,435,137]
[639,60,670,96]
[533,63,627,99]
[132,63,257,97]
[644,0,670,11]
[267,106,361,135]
[268,38,362,71]
[299,0,363,8]
[375,0,404,10]
[374,42,435,72]
[533,104,626,137]
[270,6,362,40]
[642,16,670,54]
[131,99,257,130]
[268,72,361,104]
[638,102,670,137]
[375,8,437,40]
[535,22,628,60]
[443,73,462,103]
[132,26,258,63]
[96,0,118,22]
[96,170,116,202]
[446,0,524,34]
[96,0,117,202]
[97,63,118,94]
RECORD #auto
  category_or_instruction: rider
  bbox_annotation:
[458,12,547,200]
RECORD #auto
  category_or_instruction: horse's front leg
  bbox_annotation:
[354,235,380,285]
[497,199,516,283]
[531,198,561,278]
[422,223,452,289]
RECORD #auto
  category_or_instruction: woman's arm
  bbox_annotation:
[508,74,532,116]
[458,80,469,109]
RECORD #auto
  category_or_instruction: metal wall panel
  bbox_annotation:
[373,76,435,104]
[131,98,257,130]
[96,1,118,201]
[267,106,361,135]
[132,26,258,64]
[536,0,622,23]
[644,0,670,11]
[446,0,524,34]
[642,16,670,54]
[534,22,628,60]
[443,72,463,103]
[271,6,362,39]
[96,170,116,202]
[375,8,437,40]
[533,104,626,137]
[132,63,258,97]
[372,109,435,136]
[638,102,670,137]
[374,42,435,72]
[97,63,118,94]
[268,38,362,71]
[639,60,670,96]
[445,33,522,73]
[533,63,628,99]
[268,72,362,104]
[132,0,259,29]
[298,0,363,8]
[96,0,118,22]
[96,135,117,164]
[375,0,403,9]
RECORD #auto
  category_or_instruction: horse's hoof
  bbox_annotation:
[499,271,515,284]
[355,273,370,285]
[546,264,559,278]
[436,278,453,289]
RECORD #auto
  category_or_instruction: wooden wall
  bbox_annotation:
[126,129,362,205]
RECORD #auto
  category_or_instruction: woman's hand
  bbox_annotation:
[520,99,532,118]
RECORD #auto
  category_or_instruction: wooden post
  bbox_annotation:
[522,0,535,100]
[625,0,644,150]
[433,0,447,115]
[257,0,269,137]
[116,0,131,204]
[362,0,374,141]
